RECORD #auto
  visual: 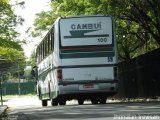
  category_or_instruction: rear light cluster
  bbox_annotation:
[57,69,62,81]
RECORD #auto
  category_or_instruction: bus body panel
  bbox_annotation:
[61,57,117,66]
[62,67,114,81]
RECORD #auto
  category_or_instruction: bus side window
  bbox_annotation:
[36,47,39,63]
[38,43,42,63]
[51,27,54,51]
[45,37,48,56]
[42,41,45,59]
[40,44,42,62]
[44,40,46,58]
[48,34,51,54]
[36,25,55,64]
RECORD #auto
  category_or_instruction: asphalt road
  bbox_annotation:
[2,96,160,120]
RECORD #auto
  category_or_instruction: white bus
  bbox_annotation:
[33,15,118,106]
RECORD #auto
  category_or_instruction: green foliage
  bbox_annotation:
[123,0,160,45]
[0,47,24,60]
[32,0,160,61]
[0,39,22,50]
[0,0,26,80]
[0,40,25,79]
[24,66,33,81]
[0,0,25,60]
[32,9,58,37]
[26,51,36,67]
[23,52,36,81]
[0,0,24,41]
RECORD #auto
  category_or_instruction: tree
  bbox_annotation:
[123,0,160,46]
[29,51,36,66]
[22,51,37,81]
[112,0,160,60]
[0,0,24,56]
[31,0,159,61]
[0,0,24,42]
[0,0,26,79]
[31,9,58,37]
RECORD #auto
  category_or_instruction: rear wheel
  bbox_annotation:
[42,100,48,106]
[59,100,66,105]
[51,98,58,106]
[99,97,107,104]
[91,99,98,104]
[78,99,84,105]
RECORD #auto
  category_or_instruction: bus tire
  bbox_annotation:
[91,99,98,104]
[78,99,84,105]
[42,100,48,106]
[51,98,58,106]
[59,100,66,105]
[99,97,107,104]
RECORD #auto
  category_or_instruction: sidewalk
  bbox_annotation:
[0,105,8,116]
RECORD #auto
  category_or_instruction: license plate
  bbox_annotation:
[79,84,98,90]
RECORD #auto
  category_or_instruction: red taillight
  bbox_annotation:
[57,69,62,81]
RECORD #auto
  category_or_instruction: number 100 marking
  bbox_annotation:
[98,38,108,42]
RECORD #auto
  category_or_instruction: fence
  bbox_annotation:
[2,81,36,95]
[118,48,160,99]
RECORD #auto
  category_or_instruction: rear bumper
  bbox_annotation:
[58,80,118,99]
[58,91,117,100]
[58,80,118,85]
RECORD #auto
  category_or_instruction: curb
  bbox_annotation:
[0,105,8,117]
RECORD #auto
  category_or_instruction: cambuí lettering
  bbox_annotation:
[71,22,101,30]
